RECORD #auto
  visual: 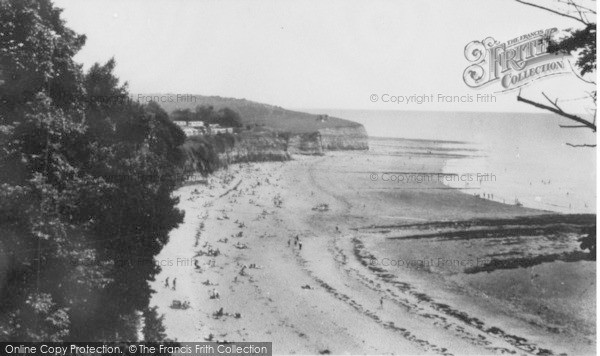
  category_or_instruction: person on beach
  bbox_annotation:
[172,278,177,291]
[164,277,169,288]
[380,297,384,309]
[299,242,303,250]
[288,239,290,247]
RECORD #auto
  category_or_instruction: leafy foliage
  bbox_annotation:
[515,0,597,148]
[172,105,243,128]
[0,0,184,341]
[142,306,168,342]
[548,24,596,76]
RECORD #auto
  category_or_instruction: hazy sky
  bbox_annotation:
[54,0,594,113]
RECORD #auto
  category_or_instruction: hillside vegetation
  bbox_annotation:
[138,94,363,133]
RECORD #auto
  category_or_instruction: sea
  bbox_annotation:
[306,110,596,214]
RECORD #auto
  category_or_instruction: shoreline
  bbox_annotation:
[438,144,595,215]
[149,146,595,354]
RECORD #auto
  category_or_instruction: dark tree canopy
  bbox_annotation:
[171,105,243,128]
[0,0,184,341]
[548,23,596,76]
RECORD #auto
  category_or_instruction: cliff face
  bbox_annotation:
[286,132,324,155]
[179,131,289,178]
[285,124,369,154]
[180,124,368,177]
[318,125,369,151]
[219,131,290,164]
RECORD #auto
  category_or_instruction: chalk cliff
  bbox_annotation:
[318,125,369,151]
[179,131,289,177]
[285,124,369,154]
[221,131,290,163]
[286,132,324,155]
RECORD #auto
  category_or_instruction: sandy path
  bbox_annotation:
[149,153,592,355]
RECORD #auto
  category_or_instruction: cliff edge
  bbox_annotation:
[145,94,370,154]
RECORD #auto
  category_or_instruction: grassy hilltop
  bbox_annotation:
[135,94,363,133]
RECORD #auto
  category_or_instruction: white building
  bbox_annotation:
[187,121,204,127]
[182,127,200,136]
[174,120,206,136]
[208,124,234,134]
[174,120,204,128]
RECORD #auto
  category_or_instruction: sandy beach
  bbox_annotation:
[4,0,596,350]
[149,142,595,355]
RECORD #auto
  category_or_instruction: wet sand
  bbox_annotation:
[149,147,595,355]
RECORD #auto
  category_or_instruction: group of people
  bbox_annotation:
[164,277,177,291]
[288,234,302,250]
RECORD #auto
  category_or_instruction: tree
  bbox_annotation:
[142,307,168,342]
[216,108,243,128]
[0,0,86,121]
[194,105,217,123]
[175,105,243,128]
[171,108,193,123]
[515,0,596,147]
[0,0,185,341]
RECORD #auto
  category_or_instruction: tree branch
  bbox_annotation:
[517,93,597,131]
[542,92,563,111]
[515,0,590,24]
[566,143,597,147]
[585,91,597,104]
[558,0,597,15]
[568,60,597,85]
[567,0,588,22]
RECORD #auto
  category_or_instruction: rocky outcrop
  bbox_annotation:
[180,123,368,177]
[284,124,369,155]
[286,132,324,155]
[221,131,290,163]
[318,125,369,151]
[179,131,289,177]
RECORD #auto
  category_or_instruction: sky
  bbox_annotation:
[53,0,595,113]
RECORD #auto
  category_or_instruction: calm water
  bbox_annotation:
[307,109,596,213]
